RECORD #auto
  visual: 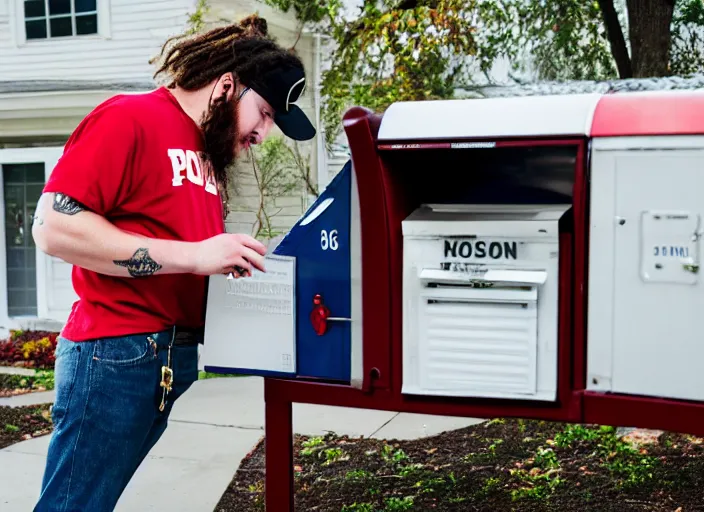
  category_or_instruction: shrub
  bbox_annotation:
[0,330,59,369]
[0,370,55,392]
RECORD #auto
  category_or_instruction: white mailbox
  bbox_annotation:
[402,204,569,401]
[587,135,704,403]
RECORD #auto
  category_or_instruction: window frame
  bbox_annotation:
[12,0,111,46]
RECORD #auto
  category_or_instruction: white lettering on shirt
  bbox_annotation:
[186,150,204,186]
[168,149,187,186]
[205,172,218,195]
[168,148,218,196]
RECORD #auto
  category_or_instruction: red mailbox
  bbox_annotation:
[243,89,704,510]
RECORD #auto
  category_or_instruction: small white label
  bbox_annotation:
[440,262,487,277]
[281,354,292,370]
[321,229,339,251]
[640,210,699,284]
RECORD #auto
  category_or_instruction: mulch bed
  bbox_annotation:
[0,404,53,450]
[214,418,704,511]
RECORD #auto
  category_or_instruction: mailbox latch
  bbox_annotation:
[310,294,351,335]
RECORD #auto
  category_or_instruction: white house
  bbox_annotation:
[0,0,324,336]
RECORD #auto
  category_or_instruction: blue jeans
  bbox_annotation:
[34,328,199,511]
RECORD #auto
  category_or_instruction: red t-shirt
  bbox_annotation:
[43,87,225,341]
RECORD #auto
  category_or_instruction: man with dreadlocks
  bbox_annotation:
[31,14,315,511]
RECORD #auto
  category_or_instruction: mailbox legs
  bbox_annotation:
[264,379,295,511]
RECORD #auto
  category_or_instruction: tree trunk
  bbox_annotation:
[598,0,632,78]
[626,0,675,77]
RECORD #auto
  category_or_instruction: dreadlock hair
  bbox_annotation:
[151,14,306,218]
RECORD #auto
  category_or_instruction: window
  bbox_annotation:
[23,0,98,40]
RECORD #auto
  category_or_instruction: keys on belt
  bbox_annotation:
[149,335,174,412]
[152,328,201,412]
[160,365,174,412]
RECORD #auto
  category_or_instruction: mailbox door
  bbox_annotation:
[202,164,354,381]
[276,163,353,382]
[588,145,704,402]
[296,260,351,382]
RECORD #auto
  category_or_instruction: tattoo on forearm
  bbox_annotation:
[53,193,86,215]
[113,248,163,277]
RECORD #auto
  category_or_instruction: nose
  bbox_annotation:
[257,117,274,141]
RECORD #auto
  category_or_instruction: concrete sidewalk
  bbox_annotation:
[0,377,482,511]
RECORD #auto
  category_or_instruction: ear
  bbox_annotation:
[212,72,236,101]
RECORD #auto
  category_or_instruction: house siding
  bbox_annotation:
[0,0,196,81]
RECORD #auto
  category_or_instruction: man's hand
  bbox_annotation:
[192,233,267,276]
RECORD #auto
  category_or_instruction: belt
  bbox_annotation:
[173,326,204,346]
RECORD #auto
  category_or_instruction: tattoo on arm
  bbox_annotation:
[113,248,163,277]
[53,193,87,215]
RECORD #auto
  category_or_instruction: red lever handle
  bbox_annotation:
[310,294,331,336]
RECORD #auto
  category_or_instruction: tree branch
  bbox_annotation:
[291,20,304,49]
[286,142,318,197]
[251,155,266,239]
[342,0,428,48]
[395,0,440,8]
[395,0,419,8]
[597,0,632,78]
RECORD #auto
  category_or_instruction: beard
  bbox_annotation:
[199,91,239,191]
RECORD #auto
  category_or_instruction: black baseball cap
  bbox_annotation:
[243,63,316,141]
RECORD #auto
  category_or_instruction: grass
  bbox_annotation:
[198,371,242,380]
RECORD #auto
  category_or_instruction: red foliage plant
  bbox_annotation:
[0,330,59,369]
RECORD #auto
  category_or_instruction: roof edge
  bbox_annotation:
[0,79,157,95]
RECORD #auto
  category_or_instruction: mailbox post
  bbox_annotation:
[201,87,704,511]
